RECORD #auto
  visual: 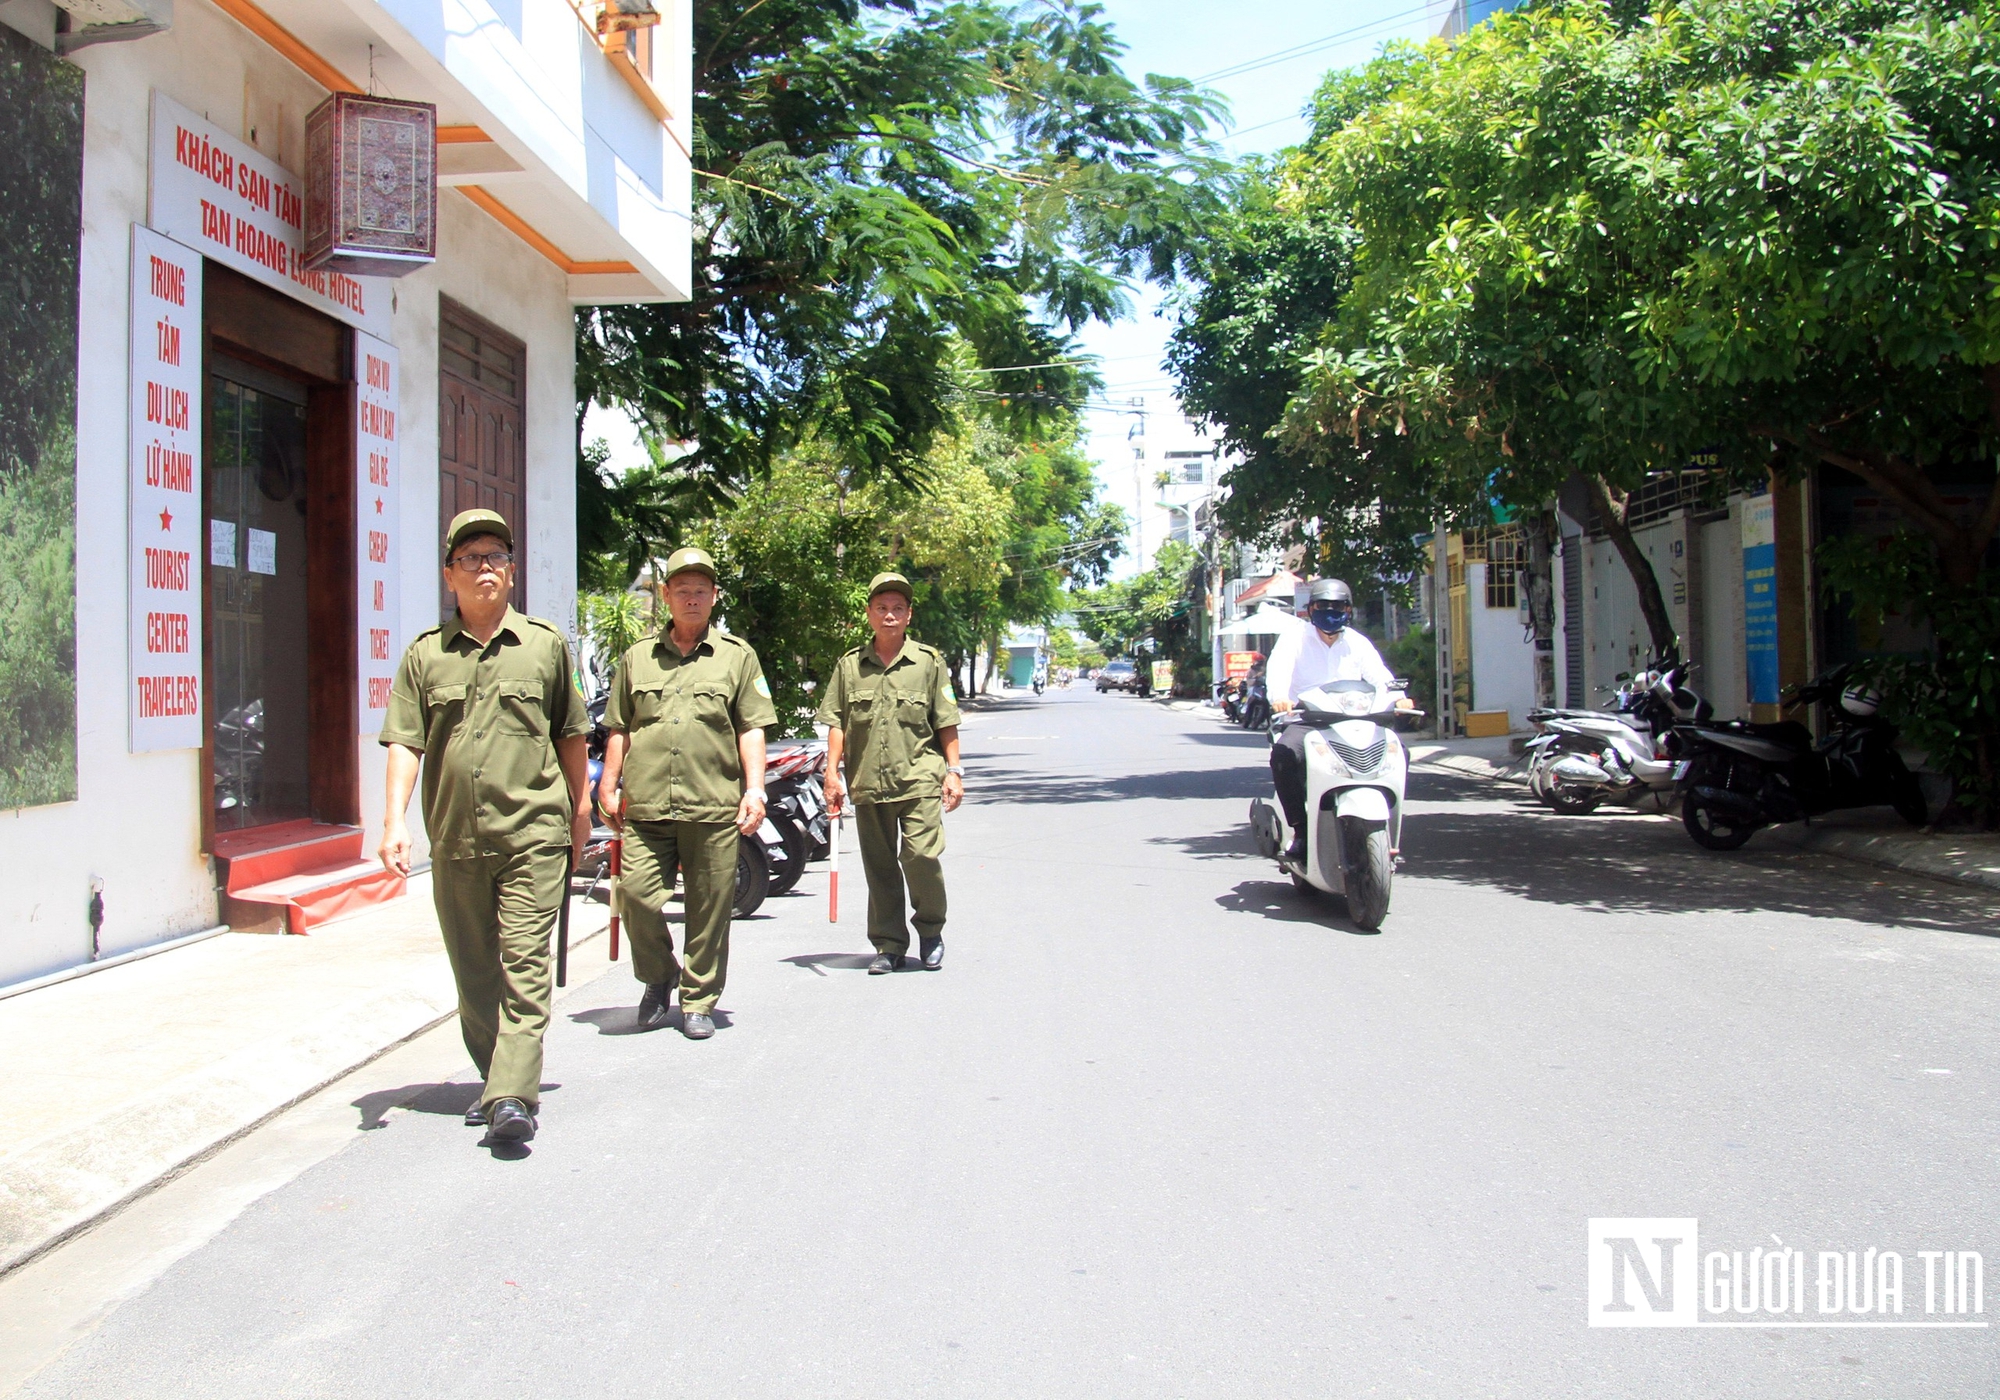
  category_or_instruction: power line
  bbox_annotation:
[1193,2,1437,87]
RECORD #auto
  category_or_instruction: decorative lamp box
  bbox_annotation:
[303,94,436,278]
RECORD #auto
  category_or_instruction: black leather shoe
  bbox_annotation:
[919,937,944,971]
[487,1097,535,1143]
[681,1011,715,1040]
[636,982,674,1030]
[1284,831,1307,863]
[868,952,903,975]
[464,1101,488,1127]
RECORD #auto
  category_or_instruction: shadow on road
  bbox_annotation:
[1215,878,1380,935]
[350,1081,562,1131]
[781,952,877,975]
[973,765,1269,805]
[1149,826,1261,861]
[1178,729,1273,748]
[1399,771,2000,936]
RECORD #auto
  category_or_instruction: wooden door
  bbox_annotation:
[438,299,526,616]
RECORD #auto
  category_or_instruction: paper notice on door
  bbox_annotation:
[210,519,236,568]
[247,528,277,576]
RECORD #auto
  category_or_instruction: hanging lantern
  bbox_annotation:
[303,93,437,278]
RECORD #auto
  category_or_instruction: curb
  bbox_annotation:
[1408,751,2000,896]
[0,907,610,1282]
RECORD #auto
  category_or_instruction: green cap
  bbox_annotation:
[444,508,513,559]
[867,571,914,602]
[663,546,718,582]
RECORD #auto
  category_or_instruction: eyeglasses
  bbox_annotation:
[451,551,513,573]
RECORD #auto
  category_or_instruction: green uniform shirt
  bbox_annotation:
[604,626,778,823]
[379,608,589,860]
[816,639,961,803]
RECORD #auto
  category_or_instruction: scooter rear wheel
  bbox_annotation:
[1547,783,1603,816]
[1682,792,1757,851]
[733,834,771,917]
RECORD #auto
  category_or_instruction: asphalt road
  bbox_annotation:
[16,689,2000,1398]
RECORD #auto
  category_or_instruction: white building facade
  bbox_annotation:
[0,0,690,985]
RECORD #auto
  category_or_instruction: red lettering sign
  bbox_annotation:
[144,547,191,590]
[367,530,389,564]
[372,578,386,611]
[145,381,190,430]
[367,676,394,709]
[135,674,200,717]
[145,611,191,654]
[148,255,186,307]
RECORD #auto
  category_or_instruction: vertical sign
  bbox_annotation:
[356,332,401,734]
[129,226,203,752]
[1742,491,1779,706]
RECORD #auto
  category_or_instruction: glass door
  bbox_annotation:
[207,362,312,832]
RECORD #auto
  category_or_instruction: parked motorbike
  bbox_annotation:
[579,696,772,917]
[1248,679,1422,930]
[1237,669,1271,731]
[1672,664,1927,851]
[1524,660,1708,815]
[1217,678,1244,723]
[763,739,831,895]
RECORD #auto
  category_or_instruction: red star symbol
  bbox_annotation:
[375,496,384,514]
[159,506,173,531]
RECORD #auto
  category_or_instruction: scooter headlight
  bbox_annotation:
[1305,729,1340,770]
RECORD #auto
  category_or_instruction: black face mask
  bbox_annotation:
[1310,605,1352,634]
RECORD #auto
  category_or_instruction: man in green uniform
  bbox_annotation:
[819,573,964,975]
[597,547,776,1039]
[378,509,591,1145]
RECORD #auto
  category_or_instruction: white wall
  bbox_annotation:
[1584,515,1693,701]
[1466,562,1537,728]
[1698,505,1747,721]
[0,15,574,986]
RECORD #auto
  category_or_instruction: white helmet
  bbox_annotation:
[1839,683,1882,718]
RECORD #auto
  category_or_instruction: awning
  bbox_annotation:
[1217,607,1303,639]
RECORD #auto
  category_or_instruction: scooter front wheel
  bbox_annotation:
[1341,817,1393,930]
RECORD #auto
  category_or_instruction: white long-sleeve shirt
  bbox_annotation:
[1267,624,1395,705]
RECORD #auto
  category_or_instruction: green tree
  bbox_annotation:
[1071,539,1206,686]
[575,0,1228,587]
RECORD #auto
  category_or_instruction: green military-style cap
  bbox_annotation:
[444,508,513,559]
[664,546,718,582]
[867,571,914,602]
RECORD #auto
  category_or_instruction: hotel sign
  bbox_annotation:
[148,92,391,340]
[356,333,401,735]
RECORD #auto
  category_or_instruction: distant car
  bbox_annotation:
[1096,659,1139,693]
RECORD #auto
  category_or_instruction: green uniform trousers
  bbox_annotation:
[430,846,567,1111]
[618,818,738,1014]
[853,795,947,956]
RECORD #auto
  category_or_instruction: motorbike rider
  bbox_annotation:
[1266,578,1406,861]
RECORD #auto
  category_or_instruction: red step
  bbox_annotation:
[214,821,362,893]
[215,823,404,933]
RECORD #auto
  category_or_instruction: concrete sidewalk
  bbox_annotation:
[0,880,611,1279]
[1405,734,2000,896]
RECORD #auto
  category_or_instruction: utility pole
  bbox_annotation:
[1433,518,1453,738]
[1126,397,1147,569]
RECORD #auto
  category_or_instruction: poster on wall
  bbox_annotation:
[1741,491,1779,707]
[147,92,391,340]
[129,226,205,753]
[356,332,401,734]
[0,25,82,807]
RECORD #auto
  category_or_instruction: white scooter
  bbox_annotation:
[1249,678,1419,931]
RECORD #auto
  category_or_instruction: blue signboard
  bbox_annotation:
[1741,492,1779,705]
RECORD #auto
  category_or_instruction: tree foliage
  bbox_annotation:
[696,409,1122,729]
[1175,1,2000,657]
[574,0,1228,589]
[0,26,80,810]
[1070,539,1207,686]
